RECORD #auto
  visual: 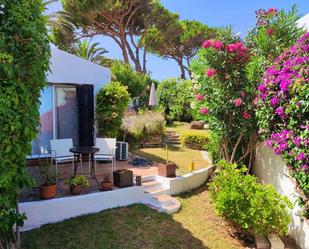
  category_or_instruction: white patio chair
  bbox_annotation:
[94,138,117,175]
[50,138,75,178]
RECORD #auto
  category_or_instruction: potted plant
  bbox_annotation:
[158,145,176,177]
[113,169,133,188]
[65,175,89,195]
[100,174,113,191]
[39,159,57,199]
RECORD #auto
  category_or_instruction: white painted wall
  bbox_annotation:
[19,186,144,231]
[297,13,309,31]
[155,167,214,195]
[47,45,111,93]
[252,143,309,249]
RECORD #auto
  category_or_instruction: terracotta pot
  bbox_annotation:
[158,163,176,177]
[40,184,57,199]
[100,181,113,191]
[70,185,82,195]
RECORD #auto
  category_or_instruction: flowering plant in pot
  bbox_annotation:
[65,175,89,195]
[39,158,57,199]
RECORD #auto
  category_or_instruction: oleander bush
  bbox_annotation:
[209,161,292,236]
[96,81,131,137]
[181,132,209,150]
[256,32,309,195]
[0,0,50,247]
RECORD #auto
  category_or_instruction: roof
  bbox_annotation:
[297,13,309,30]
[46,44,111,92]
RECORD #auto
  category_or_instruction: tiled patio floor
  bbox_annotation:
[20,159,160,202]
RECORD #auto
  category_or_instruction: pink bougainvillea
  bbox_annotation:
[256,32,309,193]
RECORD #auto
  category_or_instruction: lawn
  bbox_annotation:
[133,122,211,175]
[22,186,249,249]
[133,146,211,175]
[165,121,209,135]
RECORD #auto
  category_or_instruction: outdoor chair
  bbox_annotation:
[94,138,117,174]
[50,138,75,179]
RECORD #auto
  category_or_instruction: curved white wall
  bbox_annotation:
[252,143,309,249]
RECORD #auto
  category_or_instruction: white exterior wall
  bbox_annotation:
[19,186,144,231]
[252,143,309,249]
[155,167,214,195]
[47,45,111,92]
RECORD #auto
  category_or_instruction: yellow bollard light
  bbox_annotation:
[189,160,195,172]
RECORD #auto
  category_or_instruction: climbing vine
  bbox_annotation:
[0,1,50,248]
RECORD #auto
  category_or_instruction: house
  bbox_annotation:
[297,13,309,30]
[30,44,111,158]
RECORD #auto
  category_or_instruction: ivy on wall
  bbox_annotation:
[0,0,50,247]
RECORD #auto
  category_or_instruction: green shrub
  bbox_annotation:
[65,176,89,187]
[122,111,165,146]
[111,60,153,98]
[0,0,50,246]
[157,78,193,122]
[96,81,130,137]
[181,132,209,150]
[209,161,292,236]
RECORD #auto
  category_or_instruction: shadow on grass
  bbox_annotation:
[22,204,208,249]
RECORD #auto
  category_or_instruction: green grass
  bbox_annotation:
[22,186,246,249]
[166,121,209,136]
[133,122,211,175]
[133,146,210,175]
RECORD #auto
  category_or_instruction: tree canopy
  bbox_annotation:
[61,0,178,73]
[142,20,216,78]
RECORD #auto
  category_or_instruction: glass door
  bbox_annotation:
[54,86,79,146]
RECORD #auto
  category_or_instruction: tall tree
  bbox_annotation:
[142,20,216,79]
[72,40,108,63]
[61,0,178,73]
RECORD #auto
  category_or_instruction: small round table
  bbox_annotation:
[69,147,100,185]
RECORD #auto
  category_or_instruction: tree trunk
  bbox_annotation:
[177,59,186,79]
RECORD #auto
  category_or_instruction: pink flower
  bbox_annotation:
[267,28,275,36]
[268,8,277,15]
[206,68,216,77]
[233,98,243,107]
[213,41,223,50]
[227,44,237,53]
[243,111,251,119]
[240,92,246,97]
[195,94,203,101]
[203,40,213,49]
[200,107,208,115]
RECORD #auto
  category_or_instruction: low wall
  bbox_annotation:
[252,143,309,249]
[19,186,145,231]
[156,166,214,195]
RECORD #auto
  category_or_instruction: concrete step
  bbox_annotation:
[141,175,156,183]
[145,187,169,196]
[161,202,181,214]
[153,194,175,205]
[142,180,163,191]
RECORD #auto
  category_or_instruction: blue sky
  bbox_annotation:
[49,1,309,80]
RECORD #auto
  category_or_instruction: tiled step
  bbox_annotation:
[141,175,156,183]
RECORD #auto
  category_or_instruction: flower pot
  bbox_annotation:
[40,184,57,199]
[113,169,133,188]
[100,180,113,191]
[158,163,176,177]
[70,185,82,195]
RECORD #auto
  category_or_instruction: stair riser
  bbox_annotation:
[143,185,164,192]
